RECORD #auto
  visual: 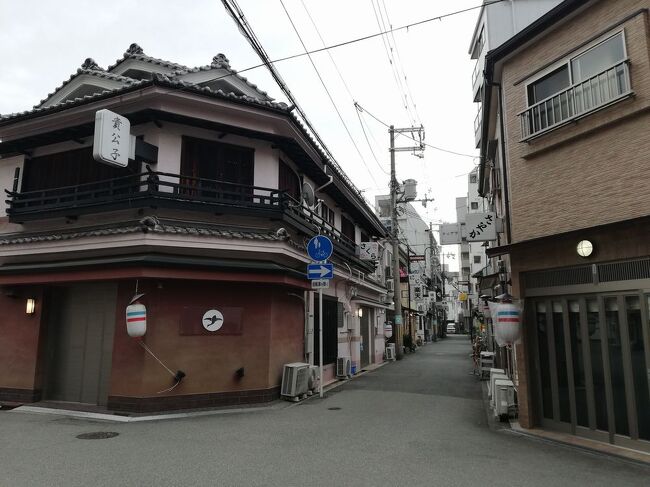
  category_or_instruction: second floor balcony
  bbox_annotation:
[4,169,362,261]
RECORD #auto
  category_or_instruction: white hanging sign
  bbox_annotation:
[359,242,379,261]
[93,109,133,168]
[466,213,497,242]
[440,223,462,245]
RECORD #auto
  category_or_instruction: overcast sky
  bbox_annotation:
[0,0,483,270]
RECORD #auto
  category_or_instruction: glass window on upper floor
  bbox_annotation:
[469,174,477,184]
[470,201,479,210]
[526,32,626,107]
[521,32,628,140]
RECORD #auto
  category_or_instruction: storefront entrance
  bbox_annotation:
[529,291,650,451]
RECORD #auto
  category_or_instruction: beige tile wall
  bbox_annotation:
[500,2,650,243]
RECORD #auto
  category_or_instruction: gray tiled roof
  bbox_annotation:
[36,58,143,108]
[106,43,189,72]
[0,217,294,246]
[0,44,285,121]
[172,54,271,100]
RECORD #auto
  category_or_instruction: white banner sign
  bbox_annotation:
[465,212,497,242]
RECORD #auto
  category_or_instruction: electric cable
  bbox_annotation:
[380,0,422,124]
[221,0,364,199]
[213,1,507,84]
[355,106,390,176]
[355,102,479,159]
[299,0,389,179]
[138,341,176,377]
[370,0,417,126]
[278,0,379,187]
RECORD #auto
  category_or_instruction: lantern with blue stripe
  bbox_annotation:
[126,302,147,338]
[488,301,522,347]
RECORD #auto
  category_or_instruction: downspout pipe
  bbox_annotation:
[490,81,512,245]
[480,56,512,245]
[315,165,334,193]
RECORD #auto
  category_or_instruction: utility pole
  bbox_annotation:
[389,124,425,360]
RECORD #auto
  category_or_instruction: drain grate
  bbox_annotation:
[76,432,119,440]
[327,407,342,411]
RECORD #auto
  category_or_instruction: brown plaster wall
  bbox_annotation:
[109,279,304,403]
[501,3,650,243]
[0,288,44,395]
[268,289,305,385]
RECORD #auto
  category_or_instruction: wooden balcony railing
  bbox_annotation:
[5,169,362,262]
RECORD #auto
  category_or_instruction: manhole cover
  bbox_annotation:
[327,407,342,411]
[76,432,119,440]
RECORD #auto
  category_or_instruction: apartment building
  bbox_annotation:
[478,0,650,453]
[0,44,390,412]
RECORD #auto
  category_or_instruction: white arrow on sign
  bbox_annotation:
[314,266,330,277]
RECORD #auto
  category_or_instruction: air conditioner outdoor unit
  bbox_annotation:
[385,344,396,361]
[488,369,506,400]
[336,357,351,378]
[493,379,516,421]
[281,362,310,401]
[307,365,320,395]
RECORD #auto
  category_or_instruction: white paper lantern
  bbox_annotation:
[488,301,522,347]
[126,303,147,337]
[384,322,393,338]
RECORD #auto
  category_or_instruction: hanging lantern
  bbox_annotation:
[488,301,522,347]
[126,300,147,338]
[384,322,393,338]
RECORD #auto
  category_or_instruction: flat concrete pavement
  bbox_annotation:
[2,335,649,486]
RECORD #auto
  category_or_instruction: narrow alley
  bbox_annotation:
[2,336,648,487]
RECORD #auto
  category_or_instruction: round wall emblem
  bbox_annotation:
[202,309,224,332]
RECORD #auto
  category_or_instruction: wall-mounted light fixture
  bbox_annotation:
[357,308,363,318]
[26,298,36,315]
[577,240,594,258]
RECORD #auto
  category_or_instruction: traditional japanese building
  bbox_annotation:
[0,44,390,412]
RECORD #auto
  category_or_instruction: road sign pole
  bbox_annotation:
[319,287,323,398]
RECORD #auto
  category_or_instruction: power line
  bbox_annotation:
[221,0,367,200]
[298,0,389,179]
[299,0,355,100]
[215,1,507,82]
[379,0,422,124]
[355,102,479,159]
[355,106,390,176]
[370,0,417,126]
[278,0,379,187]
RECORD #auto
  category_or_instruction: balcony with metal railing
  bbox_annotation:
[518,60,632,141]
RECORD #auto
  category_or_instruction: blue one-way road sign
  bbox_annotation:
[307,263,334,280]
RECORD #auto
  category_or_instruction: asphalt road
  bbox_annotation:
[2,335,649,486]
